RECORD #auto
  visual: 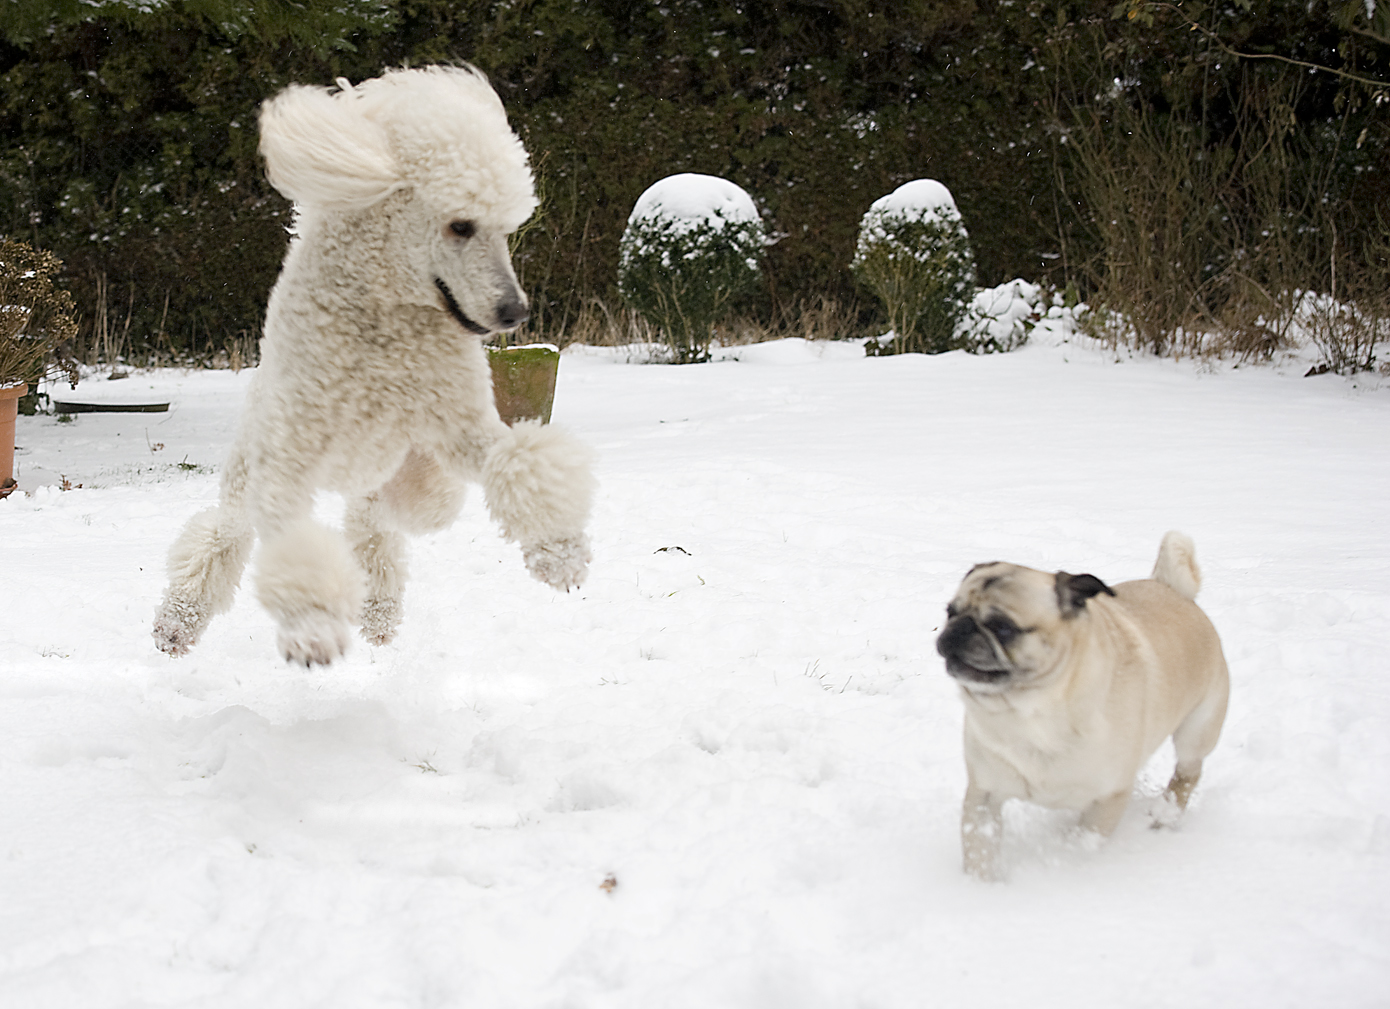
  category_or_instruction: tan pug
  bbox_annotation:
[935,532,1229,880]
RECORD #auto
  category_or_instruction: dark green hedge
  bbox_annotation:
[1,1,1386,358]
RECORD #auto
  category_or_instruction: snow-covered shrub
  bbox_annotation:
[852,179,976,355]
[955,279,1044,354]
[618,173,765,364]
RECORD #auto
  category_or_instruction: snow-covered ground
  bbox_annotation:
[2,325,1387,1007]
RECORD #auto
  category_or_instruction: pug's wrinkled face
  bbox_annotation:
[935,562,1114,694]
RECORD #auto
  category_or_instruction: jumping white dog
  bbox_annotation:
[153,66,595,665]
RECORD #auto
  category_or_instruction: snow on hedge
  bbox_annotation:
[864,178,961,231]
[619,173,765,363]
[957,278,1046,354]
[627,174,761,236]
[852,178,977,355]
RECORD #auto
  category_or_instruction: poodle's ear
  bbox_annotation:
[259,84,401,210]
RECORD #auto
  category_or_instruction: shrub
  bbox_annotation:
[617,173,765,364]
[956,279,1044,354]
[0,239,79,393]
[1298,292,1388,375]
[852,179,976,355]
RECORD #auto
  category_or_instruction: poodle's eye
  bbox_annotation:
[448,220,475,239]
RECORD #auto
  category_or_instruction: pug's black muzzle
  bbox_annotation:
[936,615,1013,685]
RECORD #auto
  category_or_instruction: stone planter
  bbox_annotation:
[488,344,560,425]
[1,383,27,498]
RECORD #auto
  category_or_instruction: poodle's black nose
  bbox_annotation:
[496,299,529,330]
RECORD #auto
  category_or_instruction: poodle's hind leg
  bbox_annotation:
[345,493,407,646]
[153,453,254,656]
[348,449,466,645]
[378,448,465,536]
[255,517,366,666]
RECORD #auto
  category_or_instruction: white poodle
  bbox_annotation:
[153,66,595,665]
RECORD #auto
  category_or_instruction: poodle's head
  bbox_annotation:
[259,65,538,334]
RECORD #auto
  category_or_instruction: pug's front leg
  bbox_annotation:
[1079,790,1131,837]
[961,784,1005,881]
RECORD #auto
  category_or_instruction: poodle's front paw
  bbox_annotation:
[522,535,592,591]
[153,593,208,657]
[360,596,402,646]
[277,608,353,667]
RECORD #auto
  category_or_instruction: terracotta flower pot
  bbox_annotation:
[1,383,27,499]
[488,344,560,425]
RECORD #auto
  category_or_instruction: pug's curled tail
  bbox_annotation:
[1151,531,1201,600]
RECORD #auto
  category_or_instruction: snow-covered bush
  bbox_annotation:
[852,179,976,355]
[956,278,1044,354]
[618,173,765,364]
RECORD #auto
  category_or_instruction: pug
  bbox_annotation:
[935,531,1229,880]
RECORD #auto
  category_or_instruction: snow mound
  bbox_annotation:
[957,279,1046,354]
[868,178,962,222]
[854,178,972,270]
[628,173,760,234]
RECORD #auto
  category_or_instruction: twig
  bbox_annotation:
[1148,2,1390,90]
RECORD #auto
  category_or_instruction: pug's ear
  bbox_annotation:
[1055,571,1115,617]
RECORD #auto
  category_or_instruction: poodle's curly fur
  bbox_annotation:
[153,66,596,665]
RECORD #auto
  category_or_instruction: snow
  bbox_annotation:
[627,173,760,233]
[620,173,765,280]
[853,177,973,282]
[956,277,1046,352]
[868,178,961,221]
[2,325,1389,1007]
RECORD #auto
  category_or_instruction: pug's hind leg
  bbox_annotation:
[1164,763,1202,810]
[961,785,1005,881]
[1079,790,1131,837]
[1163,675,1229,818]
[1148,762,1204,830]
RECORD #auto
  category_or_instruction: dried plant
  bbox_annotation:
[0,239,79,389]
[1054,49,1386,365]
[776,294,863,343]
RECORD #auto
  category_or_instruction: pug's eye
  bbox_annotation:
[448,220,475,239]
[946,603,959,619]
[984,616,1020,646]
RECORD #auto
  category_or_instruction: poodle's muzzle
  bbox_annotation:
[435,277,529,335]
